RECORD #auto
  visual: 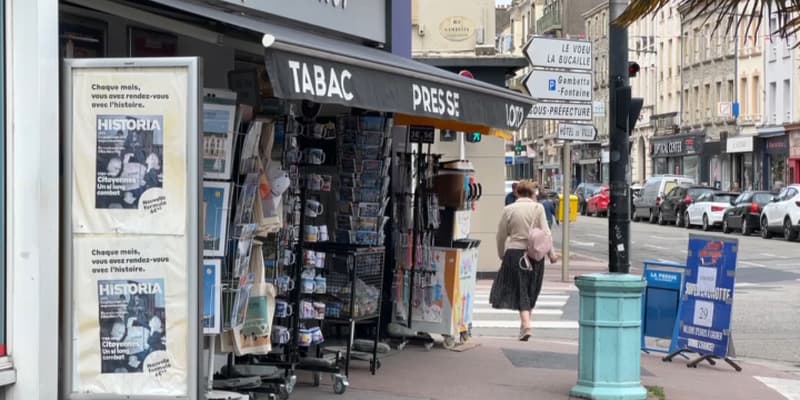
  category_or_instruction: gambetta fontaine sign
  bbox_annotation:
[218,0,386,43]
[265,51,532,131]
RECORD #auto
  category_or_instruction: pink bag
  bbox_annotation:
[526,223,552,262]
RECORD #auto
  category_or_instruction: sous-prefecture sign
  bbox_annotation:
[524,70,592,101]
[528,102,592,121]
[524,37,592,71]
[557,123,597,141]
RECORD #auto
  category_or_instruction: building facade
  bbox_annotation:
[759,11,797,190]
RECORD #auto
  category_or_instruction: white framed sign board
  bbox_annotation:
[523,37,592,71]
[62,58,201,400]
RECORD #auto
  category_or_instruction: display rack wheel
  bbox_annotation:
[396,341,407,351]
[332,374,349,395]
[424,341,434,351]
[460,331,471,343]
[443,335,456,350]
[277,385,290,400]
[312,372,321,387]
[286,376,296,394]
[370,359,382,372]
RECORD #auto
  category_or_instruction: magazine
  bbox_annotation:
[97,278,167,374]
[95,115,164,209]
[202,181,232,257]
[234,173,260,226]
[202,259,222,335]
[202,89,237,180]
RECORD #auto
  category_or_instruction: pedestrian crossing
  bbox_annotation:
[470,281,579,336]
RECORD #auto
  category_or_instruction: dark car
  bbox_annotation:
[574,182,602,216]
[721,191,774,235]
[656,185,718,226]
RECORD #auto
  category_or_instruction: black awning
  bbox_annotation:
[149,0,533,132]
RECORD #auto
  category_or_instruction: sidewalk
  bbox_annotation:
[289,255,800,400]
[291,337,798,399]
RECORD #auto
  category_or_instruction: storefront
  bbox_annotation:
[651,133,704,182]
[787,124,800,185]
[725,136,755,191]
[572,144,600,185]
[6,1,533,399]
[758,127,789,191]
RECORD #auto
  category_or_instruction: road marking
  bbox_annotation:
[643,244,668,250]
[760,253,788,259]
[734,282,759,288]
[754,376,800,400]
[586,233,606,239]
[651,235,685,241]
[473,308,563,316]
[570,240,596,247]
[472,320,579,329]
[739,260,766,267]
[474,295,570,303]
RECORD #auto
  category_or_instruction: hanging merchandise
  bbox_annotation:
[232,243,277,356]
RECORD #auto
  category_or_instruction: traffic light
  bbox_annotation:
[466,132,482,143]
[614,85,644,135]
[628,62,640,78]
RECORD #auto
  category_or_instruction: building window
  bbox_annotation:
[752,76,760,118]
[783,79,791,122]
[739,78,747,117]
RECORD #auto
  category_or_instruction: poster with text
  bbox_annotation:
[73,235,188,396]
[72,67,188,235]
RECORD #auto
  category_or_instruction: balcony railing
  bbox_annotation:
[536,1,562,34]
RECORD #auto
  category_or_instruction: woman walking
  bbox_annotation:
[490,180,559,341]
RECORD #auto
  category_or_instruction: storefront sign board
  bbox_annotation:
[523,37,592,71]
[652,135,703,157]
[523,70,592,102]
[765,135,789,154]
[439,16,476,41]
[63,58,200,399]
[725,136,753,153]
[264,50,532,131]
[640,260,687,354]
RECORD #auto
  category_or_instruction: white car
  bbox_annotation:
[760,184,800,241]
[685,192,739,231]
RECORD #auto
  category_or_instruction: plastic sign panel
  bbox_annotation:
[523,37,592,71]
[676,235,738,358]
[640,261,687,354]
[523,70,592,102]
[63,58,200,400]
[527,102,593,121]
[557,123,597,142]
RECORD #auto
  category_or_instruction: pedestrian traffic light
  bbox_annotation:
[628,62,640,78]
[466,132,482,143]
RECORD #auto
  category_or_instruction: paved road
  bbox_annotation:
[552,215,800,364]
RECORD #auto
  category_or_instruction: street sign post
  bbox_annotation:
[523,37,592,71]
[524,70,592,102]
[523,36,593,283]
[557,123,597,142]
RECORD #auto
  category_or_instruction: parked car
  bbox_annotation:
[760,184,800,241]
[633,175,696,223]
[657,185,717,226]
[574,182,602,215]
[685,192,740,231]
[585,185,610,216]
[721,191,773,235]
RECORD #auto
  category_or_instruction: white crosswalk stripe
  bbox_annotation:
[470,282,578,336]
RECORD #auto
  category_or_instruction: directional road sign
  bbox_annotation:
[556,123,597,142]
[524,70,593,102]
[528,102,593,121]
[523,37,592,71]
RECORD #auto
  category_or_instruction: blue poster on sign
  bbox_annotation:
[676,235,738,358]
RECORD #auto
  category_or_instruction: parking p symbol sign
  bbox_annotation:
[548,79,556,91]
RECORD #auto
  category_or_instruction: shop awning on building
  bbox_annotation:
[147,0,533,137]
